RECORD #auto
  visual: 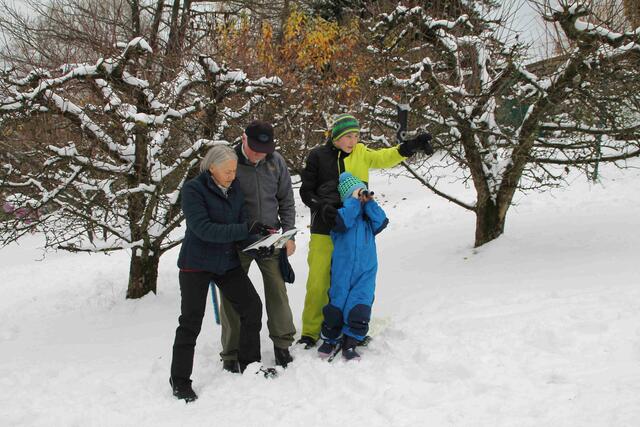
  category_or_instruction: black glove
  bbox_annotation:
[320,204,338,224]
[418,133,434,155]
[248,221,275,236]
[398,133,434,156]
[247,245,275,260]
[316,181,341,206]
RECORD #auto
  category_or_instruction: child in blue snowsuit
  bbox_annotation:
[318,172,388,361]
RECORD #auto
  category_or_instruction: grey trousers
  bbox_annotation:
[219,250,296,361]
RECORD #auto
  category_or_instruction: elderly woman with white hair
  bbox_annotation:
[169,144,274,402]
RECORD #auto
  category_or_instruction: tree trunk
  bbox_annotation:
[148,0,166,52]
[624,0,640,28]
[474,196,505,247]
[126,247,160,298]
[130,0,141,37]
[461,127,507,247]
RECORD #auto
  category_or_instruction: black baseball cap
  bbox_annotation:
[245,121,275,154]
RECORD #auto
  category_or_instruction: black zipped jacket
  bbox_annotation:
[299,140,349,235]
[177,172,248,273]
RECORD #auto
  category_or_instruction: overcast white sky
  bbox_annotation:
[499,0,558,60]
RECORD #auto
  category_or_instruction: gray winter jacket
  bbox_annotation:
[234,144,296,233]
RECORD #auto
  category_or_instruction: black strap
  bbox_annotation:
[396,104,409,143]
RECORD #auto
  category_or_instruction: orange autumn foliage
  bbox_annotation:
[258,7,366,105]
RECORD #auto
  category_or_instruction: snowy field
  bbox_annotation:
[1,162,639,427]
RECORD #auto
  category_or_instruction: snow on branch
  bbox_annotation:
[574,20,640,45]
[115,37,153,54]
[45,91,132,160]
[1,38,154,113]
[370,5,470,34]
[540,121,640,136]
[1,35,281,259]
[47,144,131,173]
[60,237,145,253]
[2,68,51,87]
[550,3,640,53]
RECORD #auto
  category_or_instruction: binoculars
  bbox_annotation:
[359,189,374,197]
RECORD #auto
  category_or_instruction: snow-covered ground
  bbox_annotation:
[1,162,639,427]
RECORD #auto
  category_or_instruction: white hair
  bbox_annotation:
[199,145,237,172]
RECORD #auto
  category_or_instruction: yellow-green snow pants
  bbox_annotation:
[300,233,334,340]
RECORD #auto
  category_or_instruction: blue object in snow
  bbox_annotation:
[210,282,220,325]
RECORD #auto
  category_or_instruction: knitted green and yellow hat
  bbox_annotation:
[331,114,360,142]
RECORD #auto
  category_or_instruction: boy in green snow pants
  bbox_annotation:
[298,114,433,347]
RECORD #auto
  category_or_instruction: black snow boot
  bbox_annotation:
[357,335,372,347]
[317,340,338,359]
[341,336,361,361]
[222,359,240,374]
[296,335,317,349]
[170,377,198,403]
[274,346,293,368]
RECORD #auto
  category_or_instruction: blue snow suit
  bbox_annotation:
[320,196,389,342]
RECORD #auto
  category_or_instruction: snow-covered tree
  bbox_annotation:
[366,0,640,246]
[0,1,281,298]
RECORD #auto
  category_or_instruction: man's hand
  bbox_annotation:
[256,245,275,259]
[248,221,276,236]
[246,245,275,260]
[285,239,296,257]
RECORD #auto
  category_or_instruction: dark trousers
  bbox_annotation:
[219,250,296,361]
[170,268,262,380]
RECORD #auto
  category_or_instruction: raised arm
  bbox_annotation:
[364,145,406,169]
[363,199,389,235]
[333,197,362,233]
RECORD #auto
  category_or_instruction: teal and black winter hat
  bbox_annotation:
[331,114,360,142]
[338,172,366,202]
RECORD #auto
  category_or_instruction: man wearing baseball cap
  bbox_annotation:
[218,120,297,372]
[244,120,276,155]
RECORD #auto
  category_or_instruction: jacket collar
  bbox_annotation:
[325,138,352,158]
[198,171,236,199]
[235,143,273,167]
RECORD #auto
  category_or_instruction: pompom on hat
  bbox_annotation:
[331,114,360,142]
[337,172,366,202]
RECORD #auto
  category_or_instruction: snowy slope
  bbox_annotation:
[1,162,639,427]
